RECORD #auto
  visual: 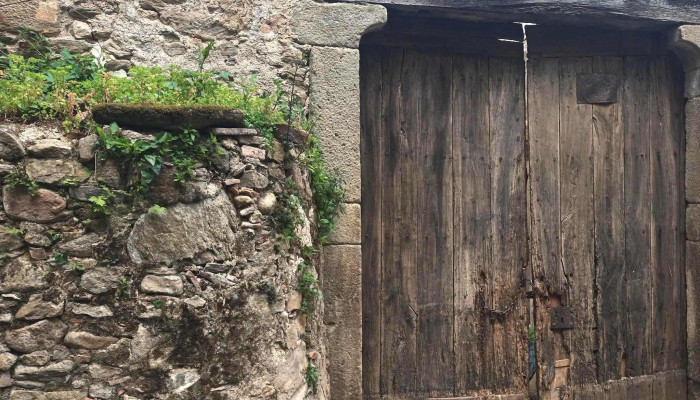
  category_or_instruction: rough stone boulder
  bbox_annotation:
[13,360,75,382]
[91,103,245,131]
[26,139,73,159]
[5,319,68,353]
[0,124,26,161]
[79,267,123,295]
[63,332,118,350]
[127,191,241,265]
[57,233,101,258]
[146,165,219,205]
[26,159,90,185]
[0,227,25,252]
[15,290,65,320]
[0,255,49,293]
[3,186,69,223]
[140,275,184,296]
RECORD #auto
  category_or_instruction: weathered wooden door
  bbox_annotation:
[527,26,687,399]
[361,17,686,400]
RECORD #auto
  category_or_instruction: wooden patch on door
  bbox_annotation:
[577,73,619,104]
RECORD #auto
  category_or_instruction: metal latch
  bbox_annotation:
[550,306,574,330]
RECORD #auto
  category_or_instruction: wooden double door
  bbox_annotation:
[361,19,686,400]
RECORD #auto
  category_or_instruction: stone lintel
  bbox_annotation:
[291,0,386,49]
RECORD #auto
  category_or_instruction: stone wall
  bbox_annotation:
[0,0,308,95]
[0,120,326,400]
[0,1,391,399]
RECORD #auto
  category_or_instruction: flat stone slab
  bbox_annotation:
[92,103,245,131]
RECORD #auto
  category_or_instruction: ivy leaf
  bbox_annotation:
[109,122,119,135]
[144,154,157,166]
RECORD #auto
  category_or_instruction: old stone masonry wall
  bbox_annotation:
[1,0,308,94]
[0,1,335,400]
[0,121,325,400]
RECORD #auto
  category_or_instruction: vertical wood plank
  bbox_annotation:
[361,45,383,397]
[592,56,625,382]
[670,56,687,376]
[380,46,418,395]
[528,56,565,396]
[604,378,628,400]
[415,51,454,396]
[453,55,491,394]
[489,56,528,391]
[672,369,688,400]
[572,384,605,400]
[650,56,681,374]
[622,56,652,377]
[653,370,670,399]
[559,57,597,385]
[627,375,654,399]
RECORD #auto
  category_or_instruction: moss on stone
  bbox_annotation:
[92,103,246,131]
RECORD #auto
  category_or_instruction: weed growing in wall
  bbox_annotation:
[97,123,220,193]
[297,261,322,315]
[270,180,305,243]
[4,167,39,196]
[304,360,320,394]
[303,138,345,244]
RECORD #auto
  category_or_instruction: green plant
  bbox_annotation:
[53,252,68,267]
[297,262,321,315]
[88,187,115,215]
[5,227,24,236]
[148,204,167,214]
[16,28,52,60]
[152,299,164,309]
[303,138,346,244]
[270,181,304,243]
[0,41,9,71]
[300,245,318,260]
[45,230,61,243]
[0,41,347,251]
[4,168,39,196]
[304,360,320,394]
[61,178,78,186]
[68,262,85,274]
[116,277,129,299]
[196,41,215,73]
[98,124,219,193]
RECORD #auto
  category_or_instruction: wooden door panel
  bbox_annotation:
[650,56,685,373]
[622,56,653,378]
[487,57,528,391]
[361,45,528,398]
[415,50,454,397]
[528,52,685,395]
[591,56,625,383]
[362,27,686,399]
[379,46,419,395]
[453,55,491,394]
[361,44,383,397]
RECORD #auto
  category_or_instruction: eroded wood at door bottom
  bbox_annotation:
[365,370,686,400]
